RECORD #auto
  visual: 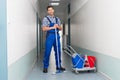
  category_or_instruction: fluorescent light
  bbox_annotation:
[49,2,60,6]
[50,0,60,1]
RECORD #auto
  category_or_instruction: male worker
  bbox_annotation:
[42,6,65,73]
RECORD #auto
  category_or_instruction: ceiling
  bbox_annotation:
[38,0,71,22]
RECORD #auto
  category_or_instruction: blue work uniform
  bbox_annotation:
[42,15,62,69]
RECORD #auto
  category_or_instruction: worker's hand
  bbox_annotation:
[53,24,58,29]
[54,24,62,30]
[54,24,59,27]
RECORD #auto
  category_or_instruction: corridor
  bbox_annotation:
[0,0,120,80]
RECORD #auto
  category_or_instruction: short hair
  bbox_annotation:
[47,6,54,11]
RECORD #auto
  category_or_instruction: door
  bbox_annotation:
[67,3,71,45]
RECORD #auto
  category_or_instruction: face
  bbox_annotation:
[47,7,54,16]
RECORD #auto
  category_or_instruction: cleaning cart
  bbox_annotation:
[63,45,96,73]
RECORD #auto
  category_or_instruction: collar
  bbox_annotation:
[47,15,55,18]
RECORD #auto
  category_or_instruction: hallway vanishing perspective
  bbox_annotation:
[1,0,120,80]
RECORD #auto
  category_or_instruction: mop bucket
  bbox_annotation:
[64,45,97,73]
[72,54,85,68]
[87,56,96,68]
[63,46,85,68]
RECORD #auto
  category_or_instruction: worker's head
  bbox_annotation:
[47,6,54,16]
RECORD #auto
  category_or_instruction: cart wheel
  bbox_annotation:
[87,70,90,73]
[72,69,74,73]
[75,70,79,74]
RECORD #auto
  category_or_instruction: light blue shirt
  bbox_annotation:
[42,15,61,27]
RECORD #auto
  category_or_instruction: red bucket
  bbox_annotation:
[87,56,96,68]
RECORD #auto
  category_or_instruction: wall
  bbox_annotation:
[7,0,37,79]
[70,0,120,80]
[0,0,8,80]
[71,0,120,59]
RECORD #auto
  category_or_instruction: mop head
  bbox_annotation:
[52,70,66,75]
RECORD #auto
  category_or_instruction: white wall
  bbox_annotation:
[70,0,120,59]
[7,0,37,66]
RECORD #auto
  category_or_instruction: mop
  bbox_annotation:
[52,28,66,75]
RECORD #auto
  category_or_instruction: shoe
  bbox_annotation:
[56,67,66,71]
[43,68,48,73]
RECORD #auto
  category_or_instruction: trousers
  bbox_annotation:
[43,33,61,68]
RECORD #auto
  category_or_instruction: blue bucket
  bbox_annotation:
[72,54,85,68]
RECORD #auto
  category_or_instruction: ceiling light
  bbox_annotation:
[49,2,60,6]
[50,0,60,1]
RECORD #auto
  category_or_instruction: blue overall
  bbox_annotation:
[43,17,61,69]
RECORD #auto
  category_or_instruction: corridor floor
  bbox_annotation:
[27,50,107,80]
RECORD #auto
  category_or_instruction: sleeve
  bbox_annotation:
[42,17,49,27]
[57,17,61,26]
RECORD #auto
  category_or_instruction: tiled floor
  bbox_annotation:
[27,50,107,80]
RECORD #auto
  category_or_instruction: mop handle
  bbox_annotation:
[55,28,60,69]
